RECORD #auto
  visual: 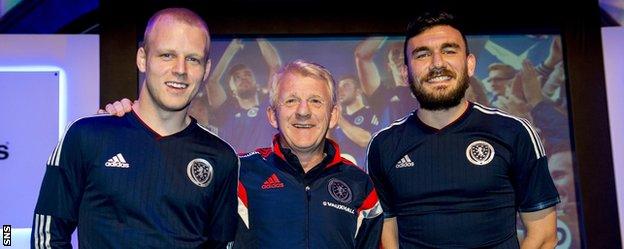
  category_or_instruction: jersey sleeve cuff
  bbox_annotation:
[518,196,561,212]
[383,212,396,219]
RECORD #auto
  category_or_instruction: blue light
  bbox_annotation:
[0,0,22,18]
[0,66,67,139]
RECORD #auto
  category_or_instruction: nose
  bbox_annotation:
[173,57,187,77]
[295,100,311,119]
[431,52,444,68]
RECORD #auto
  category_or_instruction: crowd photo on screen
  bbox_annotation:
[186,35,579,248]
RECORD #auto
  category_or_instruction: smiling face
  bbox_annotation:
[403,25,475,110]
[549,151,576,208]
[137,16,210,112]
[389,44,405,67]
[338,78,359,106]
[267,72,338,154]
[230,66,258,99]
[486,69,514,96]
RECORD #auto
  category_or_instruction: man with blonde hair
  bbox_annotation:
[32,8,238,248]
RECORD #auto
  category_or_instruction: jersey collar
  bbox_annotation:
[270,134,343,170]
[128,110,197,140]
[413,101,474,133]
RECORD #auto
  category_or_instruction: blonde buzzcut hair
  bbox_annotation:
[141,8,211,59]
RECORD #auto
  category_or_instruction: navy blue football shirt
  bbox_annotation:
[367,102,560,248]
[368,84,419,126]
[32,111,239,248]
[332,105,380,167]
[211,97,274,154]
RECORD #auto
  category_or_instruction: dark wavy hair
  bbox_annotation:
[403,11,469,66]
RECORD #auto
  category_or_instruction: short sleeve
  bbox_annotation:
[366,134,397,217]
[511,121,560,212]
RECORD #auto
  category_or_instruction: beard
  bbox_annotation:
[339,94,356,106]
[408,66,469,111]
[235,86,257,99]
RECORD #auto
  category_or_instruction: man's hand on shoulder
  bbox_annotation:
[97,98,135,117]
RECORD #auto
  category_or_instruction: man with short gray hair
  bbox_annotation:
[234,59,383,248]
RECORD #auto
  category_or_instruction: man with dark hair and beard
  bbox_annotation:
[366,11,560,249]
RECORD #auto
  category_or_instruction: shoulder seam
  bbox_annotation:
[195,123,239,155]
[239,151,260,158]
[47,114,113,166]
[365,112,413,171]
[472,103,546,159]
[195,123,241,175]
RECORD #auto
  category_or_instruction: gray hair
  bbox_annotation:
[269,59,337,108]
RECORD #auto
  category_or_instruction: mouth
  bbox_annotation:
[165,81,189,89]
[292,123,315,129]
[426,75,453,83]
[424,67,456,84]
[239,80,253,87]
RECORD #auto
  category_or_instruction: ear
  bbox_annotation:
[266,106,279,129]
[328,104,339,129]
[356,87,363,95]
[467,53,476,77]
[229,77,237,94]
[137,47,147,73]
[203,59,212,82]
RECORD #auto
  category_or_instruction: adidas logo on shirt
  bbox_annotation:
[261,173,285,189]
[395,155,415,168]
[105,153,130,168]
[371,115,379,126]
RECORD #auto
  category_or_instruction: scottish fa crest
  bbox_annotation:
[247,106,259,117]
[354,115,364,125]
[556,219,572,248]
[466,140,495,166]
[327,178,352,204]
[187,158,214,187]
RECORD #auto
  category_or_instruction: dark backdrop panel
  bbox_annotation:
[100,0,619,248]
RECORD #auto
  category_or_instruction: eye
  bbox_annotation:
[442,47,458,54]
[551,170,565,180]
[413,50,430,59]
[308,98,324,107]
[160,53,174,60]
[187,57,201,64]
[283,98,300,107]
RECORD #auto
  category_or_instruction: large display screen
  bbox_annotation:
[188,35,580,248]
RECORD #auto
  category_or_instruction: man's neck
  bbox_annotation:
[134,98,191,137]
[344,99,365,115]
[417,100,469,130]
[237,95,259,109]
[281,138,326,173]
[299,152,326,173]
